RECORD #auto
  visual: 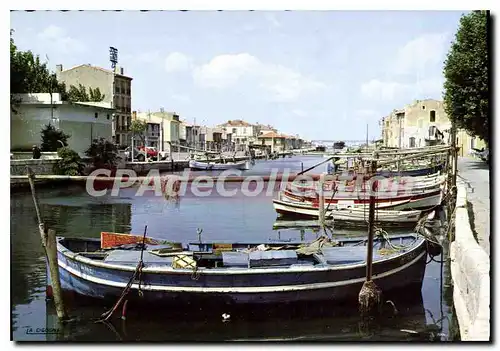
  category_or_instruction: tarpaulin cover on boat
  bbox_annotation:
[249,250,298,267]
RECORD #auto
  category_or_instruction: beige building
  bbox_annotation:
[381,99,486,155]
[381,99,450,148]
[56,64,132,147]
[134,111,180,152]
[218,119,261,146]
[11,93,114,155]
[258,131,288,153]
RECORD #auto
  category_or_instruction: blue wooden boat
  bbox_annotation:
[48,233,429,305]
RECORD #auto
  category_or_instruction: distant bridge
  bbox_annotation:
[310,140,372,145]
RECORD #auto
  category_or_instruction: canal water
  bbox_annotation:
[11,156,456,341]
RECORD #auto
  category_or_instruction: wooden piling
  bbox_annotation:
[318,178,325,228]
[358,159,382,316]
[26,167,68,321]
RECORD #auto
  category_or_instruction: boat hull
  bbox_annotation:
[51,236,427,305]
[281,188,443,211]
[188,159,250,170]
[272,199,421,223]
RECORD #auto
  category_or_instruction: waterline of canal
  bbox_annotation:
[11,156,457,341]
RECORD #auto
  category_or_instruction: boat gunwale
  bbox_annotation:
[56,234,426,275]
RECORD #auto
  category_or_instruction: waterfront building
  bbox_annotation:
[380,99,485,155]
[56,64,132,147]
[218,119,261,147]
[11,93,114,155]
[134,111,181,152]
[258,131,288,153]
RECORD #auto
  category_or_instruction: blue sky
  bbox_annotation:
[10,10,466,140]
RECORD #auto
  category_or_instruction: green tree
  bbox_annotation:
[10,30,67,112]
[85,138,120,169]
[66,83,105,102]
[10,30,103,111]
[130,119,148,145]
[53,147,84,176]
[40,124,70,152]
[443,11,489,145]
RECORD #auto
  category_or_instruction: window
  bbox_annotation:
[430,110,436,122]
[422,105,426,110]
[409,137,416,148]
[232,128,237,134]
[115,86,120,94]
[95,112,98,119]
[107,114,110,120]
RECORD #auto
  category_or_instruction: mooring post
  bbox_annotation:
[358,159,382,316]
[27,167,68,321]
[318,177,325,228]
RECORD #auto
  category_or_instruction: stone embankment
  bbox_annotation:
[449,184,490,341]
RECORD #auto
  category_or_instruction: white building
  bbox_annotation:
[11,93,114,155]
[134,111,181,152]
[218,119,260,146]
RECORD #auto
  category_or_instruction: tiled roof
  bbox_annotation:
[220,119,252,127]
[258,131,287,139]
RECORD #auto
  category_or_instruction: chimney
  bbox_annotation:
[56,64,63,73]
[120,67,124,75]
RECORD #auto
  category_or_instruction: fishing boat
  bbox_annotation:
[287,173,446,195]
[49,232,428,305]
[272,198,422,224]
[280,187,444,211]
[189,159,250,171]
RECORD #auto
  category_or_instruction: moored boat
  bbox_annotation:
[49,232,429,305]
[272,198,422,224]
[280,181,444,210]
[189,159,250,171]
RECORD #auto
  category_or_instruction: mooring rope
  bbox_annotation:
[96,225,148,323]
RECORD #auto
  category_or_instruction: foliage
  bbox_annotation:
[66,83,105,102]
[53,147,84,176]
[85,138,120,169]
[40,124,70,152]
[10,30,68,112]
[130,119,148,145]
[443,11,489,145]
[10,30,103,112]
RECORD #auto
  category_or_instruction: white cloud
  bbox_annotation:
[394,32,450,75]
[361,77,444,102]
[361,79,410,101]
[265,13,281,28]
[292,109,307,117]
[193,53,326,102]
[171,94,190,103]
[37,25,86,54]
[165,52,193,73]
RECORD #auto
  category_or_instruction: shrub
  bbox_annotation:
[41,124,70,152]
[85,138,120,169]
[53,147,84,175]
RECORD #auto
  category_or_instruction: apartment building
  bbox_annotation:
[218,119,260,146]
[56,64,132,147]
[380,99,486,155]
[134,111,180,152]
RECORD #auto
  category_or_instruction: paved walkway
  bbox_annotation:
[457,157,490,255]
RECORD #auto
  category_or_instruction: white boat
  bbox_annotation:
[188,159,250,171]
[272,198,422,224]
[279,185,444,211]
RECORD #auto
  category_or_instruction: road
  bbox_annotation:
[456,157,490,255]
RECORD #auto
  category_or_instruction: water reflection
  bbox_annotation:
[11,156,453,341]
